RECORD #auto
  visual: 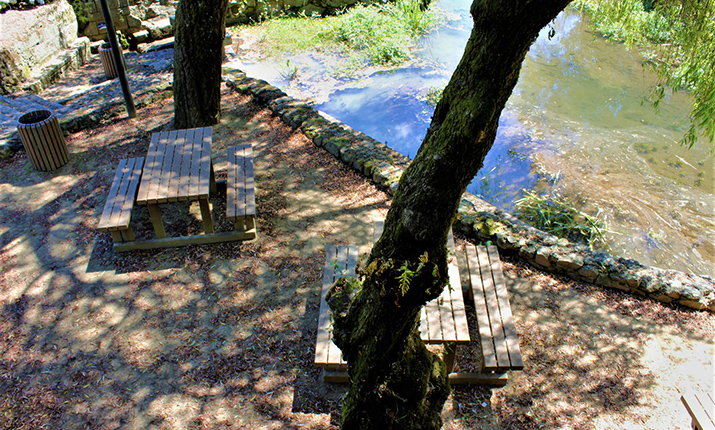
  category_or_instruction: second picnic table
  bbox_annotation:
[103,127,257,252]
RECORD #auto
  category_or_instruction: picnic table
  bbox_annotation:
[98,127,257,251]
[314,221,523,385]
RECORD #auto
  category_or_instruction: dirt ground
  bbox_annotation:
[0,84,713,429]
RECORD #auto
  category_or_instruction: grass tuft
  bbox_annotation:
[514,190,610,250]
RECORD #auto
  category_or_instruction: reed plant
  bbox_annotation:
[514,190,609,250]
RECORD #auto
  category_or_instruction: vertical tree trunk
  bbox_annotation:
[329,1,572,428]
[173,0,229,129]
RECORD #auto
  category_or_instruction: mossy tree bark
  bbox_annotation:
[328,0,572,428]
[173,0,229,129]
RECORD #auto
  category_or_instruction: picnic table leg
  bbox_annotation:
[443,342,457,373]
[199,197,214,234]
[110,231,123,243]
[121,228,135,241]
[147,203,167,239]
[210,163,217,194]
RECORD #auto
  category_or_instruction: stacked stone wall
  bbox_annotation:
[224,70,715,312]
[0,0,79,93]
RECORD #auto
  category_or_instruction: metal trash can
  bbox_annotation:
[17,110,69,172]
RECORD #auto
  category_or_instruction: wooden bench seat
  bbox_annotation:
[463,243,523,384]
[315,222,471,383]
[682,391,715,430]
[226,144,256,237]
[97,157,144,244]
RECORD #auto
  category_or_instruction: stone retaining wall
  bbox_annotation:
[0,0,79,94]
[224,69,715,312]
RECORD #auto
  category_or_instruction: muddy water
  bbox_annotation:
[230,6,714,277]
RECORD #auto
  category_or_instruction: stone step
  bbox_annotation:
[22,37,90,95]
[0,96,50,118]
[0,95,69,119]
[20,94,70,116]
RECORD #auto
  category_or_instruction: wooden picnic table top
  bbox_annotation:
[136,127,213,205]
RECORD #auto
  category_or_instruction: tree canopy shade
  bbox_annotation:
[173,0,229,128]
[573,0,715,150]
[327,0,572,428]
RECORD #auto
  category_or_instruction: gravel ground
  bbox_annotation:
[0,64,713,429]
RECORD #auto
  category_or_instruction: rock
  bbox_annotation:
[556,253,584,271]
[534,247,551,267]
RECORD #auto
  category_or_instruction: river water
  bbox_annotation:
[229,3,714,277]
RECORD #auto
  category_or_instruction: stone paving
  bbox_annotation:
[0,46,173,159]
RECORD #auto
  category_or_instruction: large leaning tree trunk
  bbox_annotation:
[173,0,229,128]
[327,0,572,428]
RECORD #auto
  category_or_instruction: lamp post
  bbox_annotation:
[97,0,136,118]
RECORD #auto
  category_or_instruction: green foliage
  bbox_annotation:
[234,0,439,71]
[514,190,610,249]
[395,252,429,296]
[71,0,90,32]
[381,0,438,37]
[423,84,445,107]
[571,0,715,151]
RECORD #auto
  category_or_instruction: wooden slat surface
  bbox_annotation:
[98,158,129,231]
[487,245,523,369]
[98,157,144,231]
[136,128,213,205]
[227,146,238,219]
[244,145,256,216]
[315,245,359,369]
[227,144,257,221]
[466,244,498,370]
[167,129,185,201]
[198,127,212,199]
[477,245,510,369]
[466,243,523,372]
[682,392,715,430]
[135,133,160,204]
[116,157,144,229]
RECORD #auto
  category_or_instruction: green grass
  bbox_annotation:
[514,190,610,250]
[231,0,440,71]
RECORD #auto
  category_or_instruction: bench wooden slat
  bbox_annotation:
[227,146,238,220]
[167,129,186,202]
[476,245,511,370]
[465,243,523,373]
[98,158,129,230]
[465,244,498,370]
[226,144,257,224]
[244,144,256,217]
[682,392,715,430]
[157,130,178,203]
[135,132,159,204]
[175,128,193,201]
[98,157,144,238]
[115,157,144,229]
[447,233,470,342]
[315,245,337,368]
[145,132,167,204]
[487,245,523,369]
[197,127,212,199]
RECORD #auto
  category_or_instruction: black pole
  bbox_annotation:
[97,0,136,118]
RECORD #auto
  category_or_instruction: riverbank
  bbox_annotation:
[228,5,715,280]
[224,70,715,312]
